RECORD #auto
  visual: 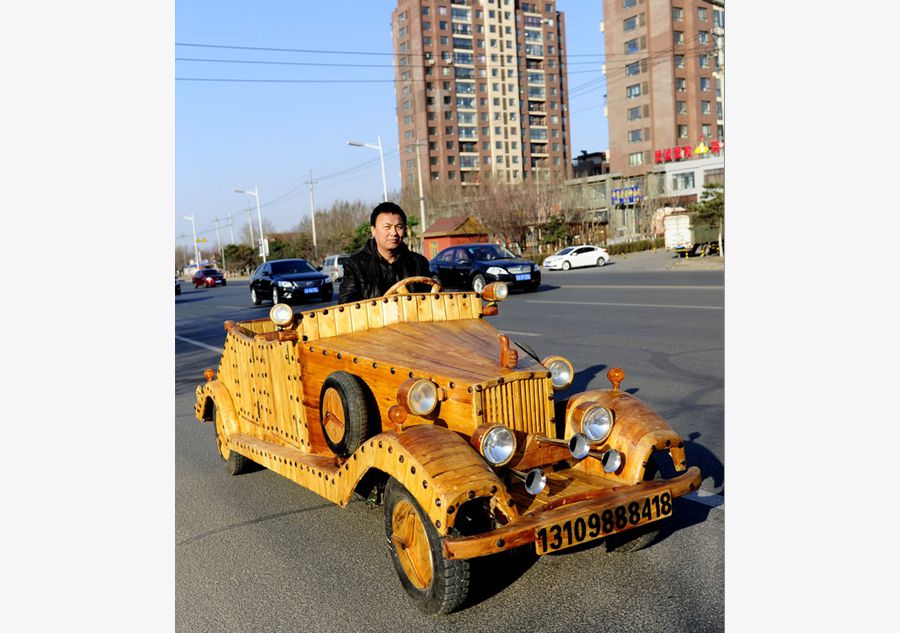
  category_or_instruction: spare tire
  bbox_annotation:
[319,371,372,457]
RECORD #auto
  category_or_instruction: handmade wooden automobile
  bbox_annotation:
[195,276,702,614]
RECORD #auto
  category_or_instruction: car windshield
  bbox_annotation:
[555,247,575,256]
[464,245,517,261]
[200,269,219,275]
[271,260,316,275]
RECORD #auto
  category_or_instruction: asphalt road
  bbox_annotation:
[175,250,724,632]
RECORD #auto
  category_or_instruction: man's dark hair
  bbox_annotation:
[370,202,407,226]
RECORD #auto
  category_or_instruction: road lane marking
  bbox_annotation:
[558,284,723,290]
[503,330,542,337]
[526,300,723,310]
[684,490,725,509]
[175,335,223,354]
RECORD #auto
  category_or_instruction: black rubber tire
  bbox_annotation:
[605,454,663,553]
[221,279,227,286]
[596,257,606,267]
[272,287,281,304]
[562,260,571,270]
[175,285,181,296]
[213,404,253,476]
[250,287,261,305]
[471,274,486,293]
[319,371,371,457]
[384,478,470,615]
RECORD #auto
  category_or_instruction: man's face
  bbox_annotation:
[371,212,406,253]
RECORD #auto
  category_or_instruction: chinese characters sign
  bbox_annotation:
[655,139,723,164]
[611,186,643,205]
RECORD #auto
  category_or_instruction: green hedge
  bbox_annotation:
[604,237,665,256]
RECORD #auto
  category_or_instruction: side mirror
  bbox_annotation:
[316,265,323,271]
[262,271,271,277]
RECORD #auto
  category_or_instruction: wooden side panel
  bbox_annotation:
[381,297,401,326]
[349,302,370,332]
[365,300,385,329]
[332,305,354,336]
[316,309,338,339]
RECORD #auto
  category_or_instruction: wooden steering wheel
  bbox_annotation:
[383,276,443,296]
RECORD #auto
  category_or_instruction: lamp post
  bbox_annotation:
[410,140,427,254]
[347,136,388,202]
[181,215,201,271]
[234,186,266,262]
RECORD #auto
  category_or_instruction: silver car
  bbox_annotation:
[321,254,350,282]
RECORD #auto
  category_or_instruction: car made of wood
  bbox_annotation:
[194,276,702,614]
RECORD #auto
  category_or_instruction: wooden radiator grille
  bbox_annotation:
[477,377,554,436]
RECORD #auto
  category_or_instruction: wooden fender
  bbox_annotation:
[345,425,516,536]
[565,390,689,484]
[194,381,241,438]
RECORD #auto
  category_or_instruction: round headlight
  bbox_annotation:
[277,280,293,288]
[485,266,507,276]
[542,355,574,390]
[582,406,613,443]
[481,426,516,466]
[601,449,623,474]
[269,303,294,327]
[407,379,438,416]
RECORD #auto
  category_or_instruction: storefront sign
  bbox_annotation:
[655,139,723,164]
[611,186,643,205]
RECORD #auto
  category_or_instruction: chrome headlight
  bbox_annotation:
[542,355,574,390]
[277,280,293,288]
[480,425,516,466]
[581,405,613,443]
[601,449,623,474]
[486,266,507,276]
[405,379,438,416]
[269,303,294,327]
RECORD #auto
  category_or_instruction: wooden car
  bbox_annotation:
[194,276,702,614]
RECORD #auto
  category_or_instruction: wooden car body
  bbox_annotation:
[194,284,701,611]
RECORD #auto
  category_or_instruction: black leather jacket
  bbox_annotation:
[338,238,431,303]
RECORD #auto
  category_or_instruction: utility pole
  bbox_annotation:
[413,140,427,254]
[227,211,235,243]
[306,171,318,262]
[246,205,255,249]
[213,218,225,271]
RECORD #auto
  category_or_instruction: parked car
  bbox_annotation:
[195,278,702,614]
[321,254,350,283]
[430,243,540,293]
[249,258,333,306]
[543,245,610,271]
[175,277,182,295]
[192,268,226,288]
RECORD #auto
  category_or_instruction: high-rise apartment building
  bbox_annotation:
[603,0,724,178]
[391,0,572,191]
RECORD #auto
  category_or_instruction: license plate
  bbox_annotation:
[215,279,223,284]
[534,490,672,555]
[515,273,530,281]
[303,287,318,294]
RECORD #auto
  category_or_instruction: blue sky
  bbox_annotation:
[175,0,607,244]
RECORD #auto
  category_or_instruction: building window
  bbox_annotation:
[698,31,709,45]
[673,31,684,45]
[678,124,688,139]
[624,38,639,54]
[676,100,687,115]
[628,129,643,143]
[627,106,641,121]
[702,123,712,138]
[623,0,636,7]
[439,20,447,30]
[625,61,640,76]
[672,7,683,21]
[675,54,685,68]
[422,6,430,15]
[700,77,711,91]
[423,21,431,31]
[698,7,708,21]
[626,83,641,99]
[704,168,724,186]
[675,78,686,92]
[623,16,638,31]
[701,100,711,115]
[672,172,695,190]
[699,54,709,68]
[628,151,643,166]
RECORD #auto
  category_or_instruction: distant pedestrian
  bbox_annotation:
[338,202,430,303]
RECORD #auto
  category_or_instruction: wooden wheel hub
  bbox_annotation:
[391,499,433,590]
[321,387,346,444]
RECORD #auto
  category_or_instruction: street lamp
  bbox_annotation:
[181,215,201,271]
[234,186,266,262]
[347,136,388,202]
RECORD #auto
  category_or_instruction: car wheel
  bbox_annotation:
[175,285,181,296]
[319,371,372,457]
[384,477,470,615]
[213,404,254,476]
[562,261,571,271]
[471,274,486,294]
[221,279,227,286]
[596,257,607,267]
[250,287,261,306]
[272,287,280,304]
[604,454,663,553]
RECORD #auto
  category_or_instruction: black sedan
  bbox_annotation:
[249,259,333,306]
[429,243,540,293]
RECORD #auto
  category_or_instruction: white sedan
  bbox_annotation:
[543,245,610,270]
